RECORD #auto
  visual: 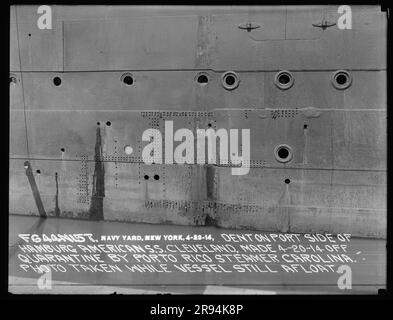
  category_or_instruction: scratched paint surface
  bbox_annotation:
[9,5,387,238]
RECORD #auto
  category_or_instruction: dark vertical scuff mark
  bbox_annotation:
[54,172,60,217]
[206,165,215,200]
[330,115,334,188]
[89,127,105,220]
[303,124,308,164]
[24,161,46,218]
[285,184,291,233]
[205,164,217,226]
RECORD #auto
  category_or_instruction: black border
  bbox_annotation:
[2,0,392,314]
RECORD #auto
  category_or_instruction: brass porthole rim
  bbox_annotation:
[221,71,240,90]
[274,144,293,163]
[10,73,18,85]
[195,72,210,85]
[274,70,295,90]
[331,70,352,90]
[120,72,135,85]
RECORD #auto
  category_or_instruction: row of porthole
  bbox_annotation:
[120,71,350,91]
[119,70,351,91]
[216,70,352,91]
[9,75,63,87]
[10,70,351,90]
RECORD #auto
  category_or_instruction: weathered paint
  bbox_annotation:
[54,172,60,217]
[9,5,387,238]
[89,127,105,220]
[23,161,46,218]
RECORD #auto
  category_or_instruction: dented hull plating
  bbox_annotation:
[9,6,387,238]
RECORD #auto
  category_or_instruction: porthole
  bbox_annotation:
[331,70,352,90]
[10,74,17,85]
[121,73,134,86]
[274,70,294,90]
[53,76,62,86]
[195,72,209,85]
[221,71,240,90]
[274,144,293,163]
